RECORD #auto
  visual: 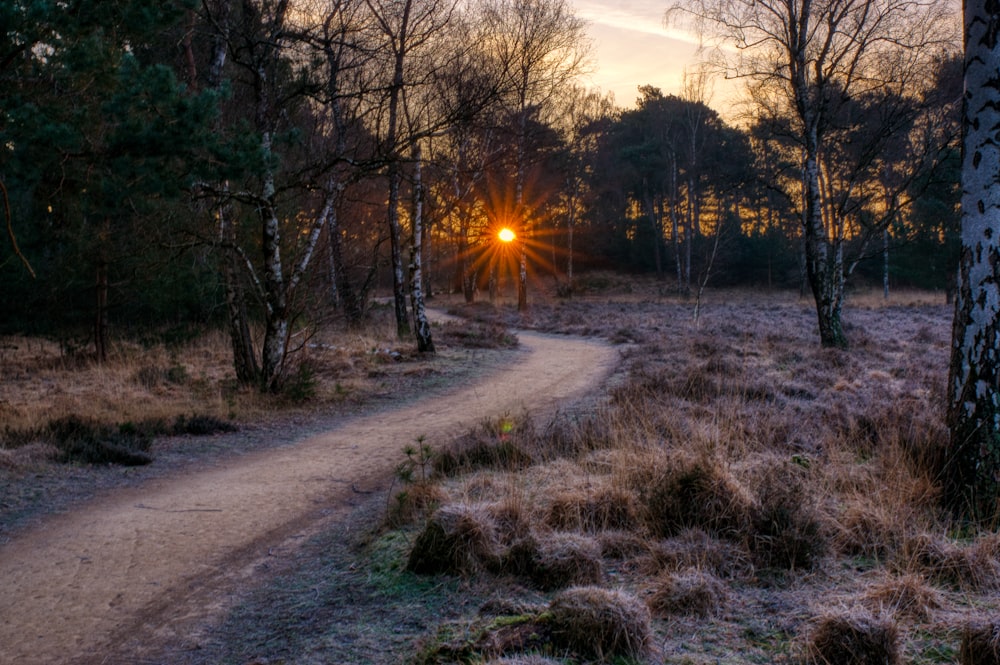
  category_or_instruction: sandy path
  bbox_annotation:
[0,331,617,665]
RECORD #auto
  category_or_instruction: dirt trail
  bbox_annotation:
[0,330,617,665]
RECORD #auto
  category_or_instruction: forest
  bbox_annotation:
[1,0,962,385]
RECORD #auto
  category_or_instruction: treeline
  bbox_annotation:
[1,0,960,386]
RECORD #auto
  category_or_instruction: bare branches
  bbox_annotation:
[1,178,36,279]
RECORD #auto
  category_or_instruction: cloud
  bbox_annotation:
[572,0,702,47]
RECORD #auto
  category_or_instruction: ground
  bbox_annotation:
[0,324,617,665]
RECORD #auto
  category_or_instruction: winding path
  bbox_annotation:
[0,331,617,664]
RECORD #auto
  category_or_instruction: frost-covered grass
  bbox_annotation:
[390,286,996,664]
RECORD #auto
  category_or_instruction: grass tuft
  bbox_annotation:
[647,567,727,618]
[635,454,757,541]
[525,531,603,591]
[961,619,1000,665]
[805,608,900,665]
[548,586,652,661]
[407,504,500,576]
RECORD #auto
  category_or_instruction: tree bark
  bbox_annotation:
[409,145,435,352]
[945,0,1000,521]
[802,121,848,348]
[883,227,890,300]
[94,257,109,363]
[220,202,259,385]
[384,0,412,337]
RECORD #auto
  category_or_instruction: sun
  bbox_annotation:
[498,227,516,243]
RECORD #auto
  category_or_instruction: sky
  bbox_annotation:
[573,0,725,109]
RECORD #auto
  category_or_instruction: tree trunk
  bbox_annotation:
[883,227,890,300]
[259,141,289,390]
[329,214,362,323]
[409,145,434,353]
[803,126,848,348]
[489,263,499,303]
[643,183,662,279]
[385,1,411,337]
[517,246,528,311]
[566,194,574,292]
[94,258,109,363]
[670,157,682,292]
[387,161,410,337]
[219,201,259,385]
[516,101,529,312]
[945,0,1000,521]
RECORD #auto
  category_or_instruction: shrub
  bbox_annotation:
[47,415,153,466]
[385,481,447,528]
[548,586,652,661]
[805,609,900,665]
[172,414,237,436]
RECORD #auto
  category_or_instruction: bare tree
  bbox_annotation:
[201,0,370,390]
[481,0,590,311]
[945,0,1000,521]
[671,0,957,347]
[553,86,614,295]
[365,0,455,339]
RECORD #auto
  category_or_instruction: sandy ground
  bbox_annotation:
[0,330,617,665]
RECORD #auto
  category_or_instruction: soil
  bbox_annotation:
[0,329,618,665]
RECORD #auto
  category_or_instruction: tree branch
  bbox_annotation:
[1,178,36,278]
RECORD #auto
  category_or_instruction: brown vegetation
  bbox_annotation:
[9,284,999,664]
[548,586,652,661]
[384,286,1000,664]
[805,609,900,665]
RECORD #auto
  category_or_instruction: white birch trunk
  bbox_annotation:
[946,0,1000,519]
[409,145,434,352]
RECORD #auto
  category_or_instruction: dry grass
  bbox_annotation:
[647,567,727,618]
[860,573,943,622]
[961,619,1000,665]
[548,586,653,661]
[407,504,501,576]
[805,608,901,665]
[388,288,1000,664]
[12,284,997,664]
[0,309,513,475]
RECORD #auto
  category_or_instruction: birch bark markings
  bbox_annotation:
[946,0,1000,520]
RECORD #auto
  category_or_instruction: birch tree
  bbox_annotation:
[672,0,956,347]
[203,0,365,390]
[365,0,455,339]
[481,0,589,312]
[946,0,1000,521]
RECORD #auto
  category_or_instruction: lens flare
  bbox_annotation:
[498,227,516,243]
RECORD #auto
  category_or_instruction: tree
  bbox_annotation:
[1,0,222,355]
[199,0,368,390]
[552,86,614,294]
[945,0,1000,522]
[481,0,589,311]
[673,0,957,347]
